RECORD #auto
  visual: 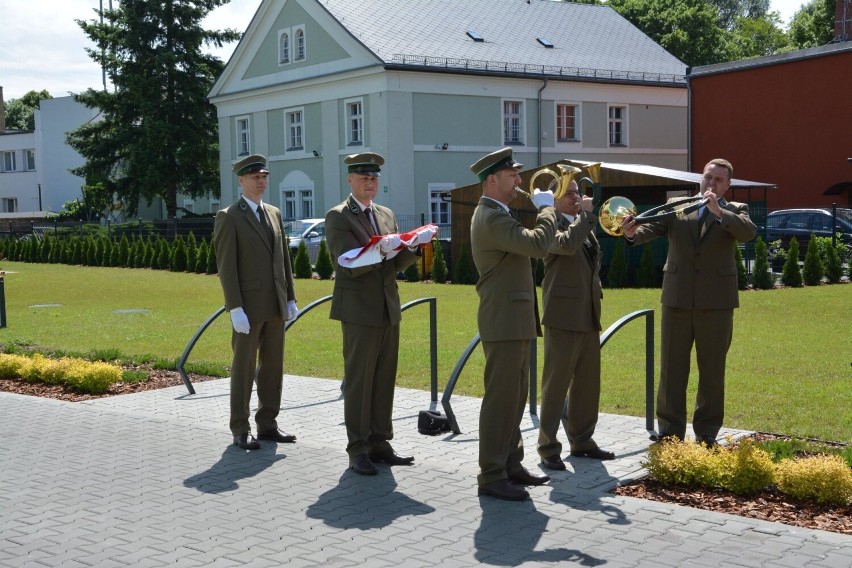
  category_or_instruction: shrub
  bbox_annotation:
[0,353,121,394]
[171,235,187,272]
[751,236,775,290]
[780,238,802,287]
[607,239,628,288]
[452,242,477,284]
[0,354,31,378]
[431,240,448,283]
[294,240,312,278]
[734,244,747,290]
[645,438,713,487]
[823,241,843,284]
[636,244,658,287]
[186,232,198,273]
[314,240,334,280]
[404,260,420,282]
[801,237,823,286]
[775,455,852,505]
[712,438,775,494]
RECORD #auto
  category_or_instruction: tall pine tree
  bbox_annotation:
[67,1,240,218]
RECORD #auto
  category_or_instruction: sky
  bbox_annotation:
[0,0,813,103]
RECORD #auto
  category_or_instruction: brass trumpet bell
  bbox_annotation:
[529,164,582,200]
[599,196,637,237]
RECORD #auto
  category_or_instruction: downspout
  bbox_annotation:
[685,67,692,173]
[537,78,548,167]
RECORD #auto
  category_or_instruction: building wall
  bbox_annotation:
[690,48,852,210]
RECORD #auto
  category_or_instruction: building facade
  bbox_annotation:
[208,0,690,230]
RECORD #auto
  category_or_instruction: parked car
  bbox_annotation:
[284,218,325,263]
[765,208,852,253]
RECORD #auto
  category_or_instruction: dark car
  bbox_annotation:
[765,208,852,252]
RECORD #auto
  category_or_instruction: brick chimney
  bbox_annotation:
[838,0,851,42]
[0,86,6,133]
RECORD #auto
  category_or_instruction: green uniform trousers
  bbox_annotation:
[229,318,285,437]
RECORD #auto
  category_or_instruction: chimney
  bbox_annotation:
[0,86,5,133]
[838,0,851,42]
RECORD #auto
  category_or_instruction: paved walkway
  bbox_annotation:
[1,375,850,567]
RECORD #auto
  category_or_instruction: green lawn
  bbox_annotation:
[1,262,849,443]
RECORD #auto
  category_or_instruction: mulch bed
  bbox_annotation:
[613,433,852,535]
[1,373,849,534]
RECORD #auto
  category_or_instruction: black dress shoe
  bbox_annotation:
[349,454,378,476]
[257,429,296,443]
[696,435,718,448]
[540,455,567,471]
[570,447,616,460]
[371,451,414,466]
[507,468,550,486]
[233,433,260,450]
[477,479,530,501]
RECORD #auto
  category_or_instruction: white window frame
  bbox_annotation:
[345,98,364,146]
[556,103,580,142]
[2,151,16,173]
[502,99,525,145]
[294,25,306,61]
[608,105,628,147]
[285,108,305,151]
[236,116,250,156]
[182,199,194,214]
[210,199,220,213]
[299,189,313,218]
[282,190,297,220]
[1,197,17,213]
[428,183,455,226]
[278,30,291,65]
[25,149,36,171]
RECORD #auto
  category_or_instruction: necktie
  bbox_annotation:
[258,206,274,242]
[698,206,709,224]
[365,207,378,235]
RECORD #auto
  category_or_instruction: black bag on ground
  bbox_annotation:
[417,410,450,435]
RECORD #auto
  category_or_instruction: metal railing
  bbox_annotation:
[441,309,655,436]
[176,296,439,400]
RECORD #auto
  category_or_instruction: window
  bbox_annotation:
[503,100,524,145]
[295,26,306,61]
[286,109,304,151]
[2,151,16,173]
[1,198,17,213]
[283,190,297,220]
[556,104,578,142]
[210,199,220,214]
[25,149,36,171]
[346,99,363,146]
[236,117,250,155]
[428,183,455,226]
[299,189,313,218]
[278,31,290,64]
[608,105,627,146]
[183,199,194,214]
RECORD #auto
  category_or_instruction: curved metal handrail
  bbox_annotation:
[441,308,656,435]
[176,295,333,394]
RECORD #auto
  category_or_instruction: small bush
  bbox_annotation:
[431,240,448,283]
[294,241,312,278]
[636,244,658,288]
[314,240,334,280]
[607,239,628,288]
[0,353,122,394]
[802,237,823,286]
[775,455,852,505]
[751,236,775,290]
[780,238,802,287]
[644,438,713,487]
[0,354,31,378]
[404,260,420,282]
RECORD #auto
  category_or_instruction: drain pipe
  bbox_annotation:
[537,78,548,167]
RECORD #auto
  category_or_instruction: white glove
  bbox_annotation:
[379,234,401,253]
[229,307,250,334]
[532,188,555,209]
[286,300,298,322]
[416,227,436,245]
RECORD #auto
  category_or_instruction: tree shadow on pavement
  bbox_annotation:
[306,469,435,530]
[474,496,605,566]
[183,444,287,493]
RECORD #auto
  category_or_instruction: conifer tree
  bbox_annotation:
[404,260,420,282]
[636,244,658,287]
[186,232,197,273]
[314,240,334,280]
[431,240,448,283]
[206,239,217,274]
[751,236,775,290]
[171,235,188,272]
[156,238,170,270]
[734,244,747,290]
[607,239,628,288]
[294,240,312,278]
[801,237,823,286]
[452,243,478,285]
[118,234,131,267]
[824,242,842,284]
[780,238,802,287]
[195,241,209,273]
